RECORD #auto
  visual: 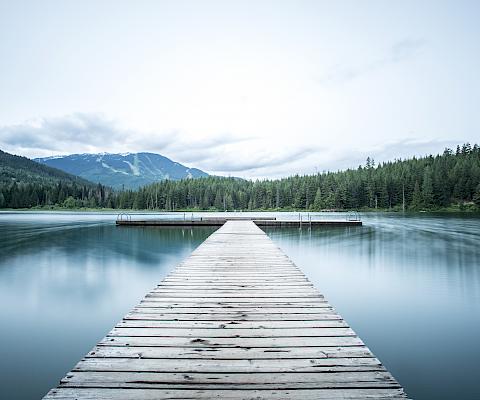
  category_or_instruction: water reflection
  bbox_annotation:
[1,211,479,400]
[0,213,216,400]
[264,213,480,400]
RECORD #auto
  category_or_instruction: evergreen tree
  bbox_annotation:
[473,184,480,206]
[313,188,323,210]
[410,181,423,210]
[422,166,434,208]
[1,143,479,211]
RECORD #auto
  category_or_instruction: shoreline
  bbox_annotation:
[1,207,479,214]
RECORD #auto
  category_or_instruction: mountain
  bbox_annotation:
[0,149,112,209]
[35,152,209,189]
[0,149,93,187]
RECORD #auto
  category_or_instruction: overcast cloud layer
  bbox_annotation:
[0,113,460,178]
[0,1,478,178]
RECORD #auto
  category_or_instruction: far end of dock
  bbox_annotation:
[115,215,362,227]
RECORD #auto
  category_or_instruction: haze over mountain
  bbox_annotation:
[35,152,209,189]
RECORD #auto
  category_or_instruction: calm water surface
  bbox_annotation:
[266,213,480,400]
[0,211,479,399]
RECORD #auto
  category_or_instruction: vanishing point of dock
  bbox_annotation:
[44,220,408,399]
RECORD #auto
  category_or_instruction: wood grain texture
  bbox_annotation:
[43,221,408,399]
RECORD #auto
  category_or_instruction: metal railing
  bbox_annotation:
[116,212,132,222]
[294,211,361,223]
[346,211,361,221]
[115,211,362,223]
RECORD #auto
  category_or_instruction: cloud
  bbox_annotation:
[246,138,460,180]
[319,138,460,172]
[363,138,459,163]
[158,134,255,165]
[0,113,460,179]
[390,38,426,62]
[201,146,320,173]
[0,113,318,176]
[319,38,427,85]
[0,113,130,153]
[0,113,247,158]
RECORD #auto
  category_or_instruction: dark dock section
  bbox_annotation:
[116,215,362,227]
[44,220,407,399]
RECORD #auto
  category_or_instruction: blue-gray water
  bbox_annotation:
[0,211,479,399]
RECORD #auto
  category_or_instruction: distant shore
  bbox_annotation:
[1,205,479,214]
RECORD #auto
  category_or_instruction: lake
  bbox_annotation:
[0,211,479,399]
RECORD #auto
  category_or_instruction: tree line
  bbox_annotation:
[0,181,114,209]
[1,143,480,211]
[0,149,115,209]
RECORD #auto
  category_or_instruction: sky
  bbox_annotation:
[0,0,479,178]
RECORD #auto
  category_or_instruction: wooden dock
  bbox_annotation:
[44,221,407,399]
[116,218,362,227]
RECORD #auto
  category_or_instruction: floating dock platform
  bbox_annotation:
[44,220,406,399]
[116,215,362,227]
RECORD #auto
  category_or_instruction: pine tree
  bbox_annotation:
[473,184,480,207]
[410,181,423,210]
[422,166,434,208]
[313,188,323,210]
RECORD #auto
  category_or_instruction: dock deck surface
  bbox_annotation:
[116,218,362,227]
[44,221,407,399]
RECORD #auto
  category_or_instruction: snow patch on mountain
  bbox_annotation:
[123,160,140,176]
[34,152,209,189]
[101,162,129,175]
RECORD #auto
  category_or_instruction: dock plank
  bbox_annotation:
[43,220,407,399]
[44,388,405,399]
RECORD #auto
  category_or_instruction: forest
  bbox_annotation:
[1,144,480,211]
[0,149,113,209]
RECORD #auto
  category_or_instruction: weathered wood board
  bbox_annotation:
[116,219,362,227]
[44,221,407,399]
